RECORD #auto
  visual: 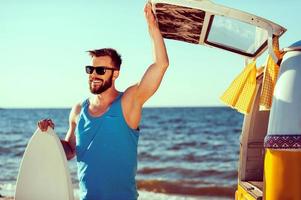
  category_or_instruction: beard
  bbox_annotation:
[89,74,113,94]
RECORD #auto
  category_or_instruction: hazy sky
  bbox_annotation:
[1,0,300,108]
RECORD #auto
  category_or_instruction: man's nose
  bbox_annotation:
[92,69,98,75]
[91,68,99,76]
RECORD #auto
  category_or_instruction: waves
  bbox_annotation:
[137,179,236,197]
[138,167,237,180]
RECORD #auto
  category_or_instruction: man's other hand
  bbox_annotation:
[37,119,55,132]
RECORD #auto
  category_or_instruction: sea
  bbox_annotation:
[0,107,243,199]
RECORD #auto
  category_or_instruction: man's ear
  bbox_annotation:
[112,70,119,80]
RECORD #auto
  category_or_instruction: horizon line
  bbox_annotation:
[0,105,228,109]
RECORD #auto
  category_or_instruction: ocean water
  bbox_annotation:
[0,107,243,199]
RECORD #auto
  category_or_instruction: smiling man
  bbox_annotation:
[38,3,169,200]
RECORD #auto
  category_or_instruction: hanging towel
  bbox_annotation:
[259,55,280,110]
[259,36,285,111]
[259,51,286,111]
[220,61,257,114]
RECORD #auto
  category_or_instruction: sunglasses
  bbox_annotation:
[85,66,116,75]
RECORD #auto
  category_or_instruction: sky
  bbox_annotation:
[1,0,300,108]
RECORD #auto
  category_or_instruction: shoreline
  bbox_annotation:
[0,192,232,200]
[0,185,234,200]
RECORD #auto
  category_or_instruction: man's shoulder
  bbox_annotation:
[122,84,143,111]
[74,102,82,113]
[121,85,143,129]
[123,84,139,98]
[70,102,83,118]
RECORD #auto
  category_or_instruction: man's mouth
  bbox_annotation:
[91,79,103,85]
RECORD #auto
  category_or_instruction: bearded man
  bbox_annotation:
[38,3,169,200]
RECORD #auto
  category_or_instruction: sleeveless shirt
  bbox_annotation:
[75,93,139,200]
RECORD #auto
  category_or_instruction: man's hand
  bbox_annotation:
[144,3,159,34]
[37,119,55,132]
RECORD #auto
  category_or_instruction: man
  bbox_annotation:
[38,3,169,200]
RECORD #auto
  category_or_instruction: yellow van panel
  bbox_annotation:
[235,184,256,200]
[264,149,301,200]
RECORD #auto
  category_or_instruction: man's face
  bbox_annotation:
[88,56,116,94]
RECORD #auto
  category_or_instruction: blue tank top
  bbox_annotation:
[75,93,139,200]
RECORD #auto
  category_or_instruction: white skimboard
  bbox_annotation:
[15,128,74,200]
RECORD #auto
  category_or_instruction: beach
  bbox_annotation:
[0,197,12,200]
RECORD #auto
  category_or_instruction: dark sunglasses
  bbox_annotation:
[85,66,116,75]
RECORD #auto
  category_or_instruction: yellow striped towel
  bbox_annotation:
[220,61,257,114]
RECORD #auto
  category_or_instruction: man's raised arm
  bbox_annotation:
[135,3,169,105]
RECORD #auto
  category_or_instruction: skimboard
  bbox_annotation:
[15,128,74,200]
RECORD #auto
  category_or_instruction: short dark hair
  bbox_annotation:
[87,48,122,70]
